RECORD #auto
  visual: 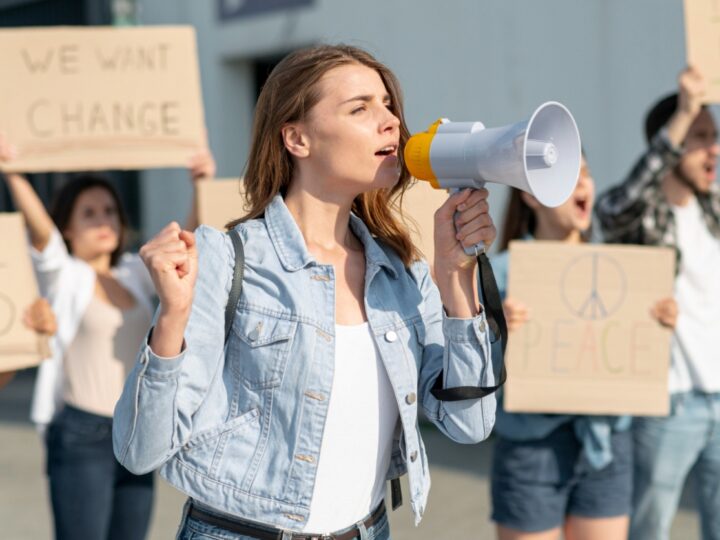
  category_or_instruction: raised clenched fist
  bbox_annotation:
[139,221,198,316]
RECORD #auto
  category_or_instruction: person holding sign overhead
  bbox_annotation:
[489,156,677,540]
[0,133,215,540]
[0,298,57,390]
[596,66,720,540]
[113,44,499,540]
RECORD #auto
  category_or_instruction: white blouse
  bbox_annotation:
[30,228,155,427]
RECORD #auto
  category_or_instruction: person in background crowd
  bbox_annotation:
[0,132,215,540]
[490,156,676,540]
[0,298,57,390]
[595,66,720,540]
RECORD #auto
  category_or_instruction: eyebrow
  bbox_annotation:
[340,94,392,105]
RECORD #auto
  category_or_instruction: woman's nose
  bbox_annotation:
[380,108,400,133]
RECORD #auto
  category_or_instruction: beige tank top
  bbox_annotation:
[63,296,152,417]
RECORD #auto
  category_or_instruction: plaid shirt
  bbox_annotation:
[595,130,720,256]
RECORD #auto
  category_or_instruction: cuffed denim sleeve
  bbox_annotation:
[411,261,496,444]
[112,225,235,474]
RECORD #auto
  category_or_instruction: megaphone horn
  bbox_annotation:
[404,101,582,208]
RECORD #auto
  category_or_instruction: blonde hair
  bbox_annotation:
[227,44,421,266]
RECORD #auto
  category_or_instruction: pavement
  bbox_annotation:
[0,369,701,539]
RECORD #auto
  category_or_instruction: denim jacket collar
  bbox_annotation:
[264,194,398,279]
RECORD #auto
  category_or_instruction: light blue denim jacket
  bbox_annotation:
[113,195,496,529]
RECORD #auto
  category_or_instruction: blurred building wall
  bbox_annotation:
[6,0,689,245]
[136,0,688,243]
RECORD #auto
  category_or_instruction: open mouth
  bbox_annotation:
[574,197,589,215]
[375,144,398,157]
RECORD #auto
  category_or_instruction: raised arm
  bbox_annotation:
[666,67,706,149]
[0,134,55,251]
[413,188,499,444]
[113,225,234,473]
[595,67,706,241]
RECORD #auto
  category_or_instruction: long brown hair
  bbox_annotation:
[498,189,537,252]
[227,44,421,266]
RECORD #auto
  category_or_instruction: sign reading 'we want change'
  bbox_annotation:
[0,26,206,173]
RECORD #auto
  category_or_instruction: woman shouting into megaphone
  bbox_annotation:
[113,44,500,539]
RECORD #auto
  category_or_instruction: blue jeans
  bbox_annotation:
[47,405,154,540]
[175,500,391,540]
[631,391,720,540]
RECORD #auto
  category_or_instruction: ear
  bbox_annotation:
[281,123,310,159]
[520,191,541,210]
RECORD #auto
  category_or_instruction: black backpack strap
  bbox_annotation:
[224,229,245,343]
[430,252,507,401]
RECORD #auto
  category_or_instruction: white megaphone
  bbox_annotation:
[404,101,582,255]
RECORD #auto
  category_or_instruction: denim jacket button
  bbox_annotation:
[385,330,398,342]
[410,450,418,462]
[405,392,416,405]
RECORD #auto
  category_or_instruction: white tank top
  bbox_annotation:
[302,323,400,534]
[63,296,151,417]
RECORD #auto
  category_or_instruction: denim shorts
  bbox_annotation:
[491,423,632,532]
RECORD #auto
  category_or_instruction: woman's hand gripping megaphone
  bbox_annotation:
[434,187,495,262]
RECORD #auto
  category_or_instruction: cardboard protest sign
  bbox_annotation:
[0,26,206,172]
[0,213,49,371]
[196,178,247,230]
[504,241,675,416]
[397,180,448,265]
[684,0,720,102]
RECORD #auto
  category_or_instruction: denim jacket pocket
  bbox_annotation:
[183,408,260,451]
[179,407,261,483]
[230,311,297,390]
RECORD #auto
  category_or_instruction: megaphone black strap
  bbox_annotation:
[430,252,507,401]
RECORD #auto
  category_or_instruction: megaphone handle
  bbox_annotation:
[450,186,486,257]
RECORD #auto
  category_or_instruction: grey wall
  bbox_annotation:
[136,0,689,247]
